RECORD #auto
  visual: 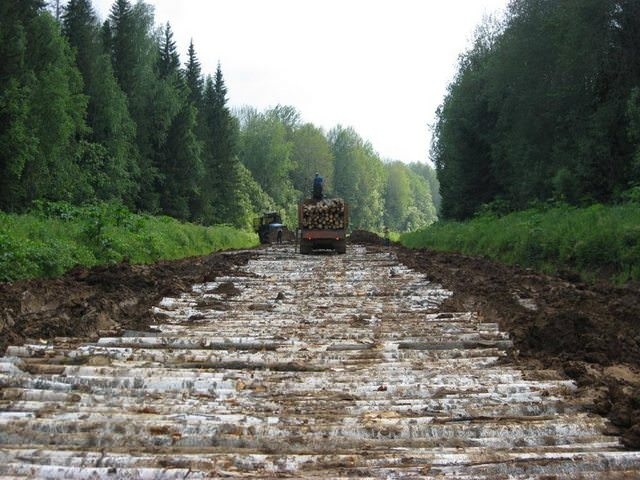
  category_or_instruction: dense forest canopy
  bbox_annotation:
[0,0,439,232]
[434,0,640,220]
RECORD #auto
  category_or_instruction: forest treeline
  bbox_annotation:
[0,0,439,233]
[435,0,640,220]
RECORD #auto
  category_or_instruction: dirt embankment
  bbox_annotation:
[0,250,257,355]
[2,237,640,448]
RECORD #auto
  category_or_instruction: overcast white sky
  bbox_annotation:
[89,0,509,164]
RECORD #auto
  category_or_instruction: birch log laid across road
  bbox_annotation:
[300,198,346,229]
[2,245,640,478]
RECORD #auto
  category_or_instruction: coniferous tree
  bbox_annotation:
[151,22,203,220]
[160,102,203,219]
[105,0,163,211]
[107,0,138,97]
[157,22,180,80]
[62,0,139,204]
[0,0,46,209]
[432,24,499,220]
[61,0,98,79]
[199,65,242,225]
[183,39,208,156]
[0,0,440,232]
[184,40,204,106]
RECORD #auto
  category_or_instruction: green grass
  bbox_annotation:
[0,201,258,282]
[400,203,640,284]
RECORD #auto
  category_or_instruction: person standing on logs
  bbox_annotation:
[312,172,324,201]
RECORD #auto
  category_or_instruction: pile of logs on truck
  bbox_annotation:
[298,197,348,254]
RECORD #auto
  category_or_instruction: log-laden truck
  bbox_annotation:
[298,198,348,254]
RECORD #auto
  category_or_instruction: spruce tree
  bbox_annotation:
[199,65,242,225]
[184,40,204,107]
[107,0,136,96]
[143,22,204,220]
[157,22,180,80]
[105,0,163,211]
[160,102,203,219]
[62,0,139,204]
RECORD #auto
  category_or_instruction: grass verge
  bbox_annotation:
[400,203,640,284]
[0,201,258,282]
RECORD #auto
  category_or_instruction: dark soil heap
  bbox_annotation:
[0,250,256,355]
[349,229,386,245]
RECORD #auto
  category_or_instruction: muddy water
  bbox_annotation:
[1,245,639,478]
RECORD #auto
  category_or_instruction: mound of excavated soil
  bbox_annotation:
[349,229,387,245]
[0,250,257,355]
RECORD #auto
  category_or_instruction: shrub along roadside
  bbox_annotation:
[0,202,259,282]
[400,203,640,284]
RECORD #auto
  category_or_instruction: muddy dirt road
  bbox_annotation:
[1,242,640,478]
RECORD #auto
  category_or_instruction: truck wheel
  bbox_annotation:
[299,243,312,254]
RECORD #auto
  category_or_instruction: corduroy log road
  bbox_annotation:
[1,245,639,478]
